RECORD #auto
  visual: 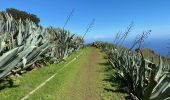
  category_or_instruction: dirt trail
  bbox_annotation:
[59,47,102,100]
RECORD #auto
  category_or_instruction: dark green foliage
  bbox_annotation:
[5,8,40,25]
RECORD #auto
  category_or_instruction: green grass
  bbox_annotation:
[98,52,128,100]
[0,48,86,100]
[0,47,128,100]
[27,48,91,100]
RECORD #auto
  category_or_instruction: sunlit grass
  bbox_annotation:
[0,49,84,100]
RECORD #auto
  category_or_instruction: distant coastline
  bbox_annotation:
[85,38,169,57]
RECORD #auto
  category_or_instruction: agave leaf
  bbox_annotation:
[22,57,27,68]
[0,47,19,68]
[0,46,35,79]
[17,19,23,46]
[155,56,163,82]
[150,74,170,100]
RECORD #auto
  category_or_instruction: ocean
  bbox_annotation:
[85,38,170,57]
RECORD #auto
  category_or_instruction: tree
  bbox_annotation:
[5,8,40,25]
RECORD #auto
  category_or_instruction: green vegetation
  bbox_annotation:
[0,11,83,87]
[5,8,40,25]
[0,47,111,100]
[93,41,170,100]
[99,53,127,100]
[0,48,83,99]
[0,8,170,100]
[27,48,89,100]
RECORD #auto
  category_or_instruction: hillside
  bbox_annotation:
[139,48,170,65]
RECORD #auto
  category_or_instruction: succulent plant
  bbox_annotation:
[0,12,83,80]
[94,41,170,100]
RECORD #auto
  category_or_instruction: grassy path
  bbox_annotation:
[56,47,102,100]
[27,47,104,100]
[0,47,127,100]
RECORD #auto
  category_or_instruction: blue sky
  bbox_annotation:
[1,0,170,43]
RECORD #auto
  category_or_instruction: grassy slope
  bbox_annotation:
[0,49,84,100]
[141,48,170,65]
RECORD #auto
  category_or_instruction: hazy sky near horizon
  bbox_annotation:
[1,0,170,42]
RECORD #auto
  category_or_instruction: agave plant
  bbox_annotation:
[111,47,170,100]
[47,27,83,61]
[0,12,53,79]
[0,11,83,80]
[94,41,170,100]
